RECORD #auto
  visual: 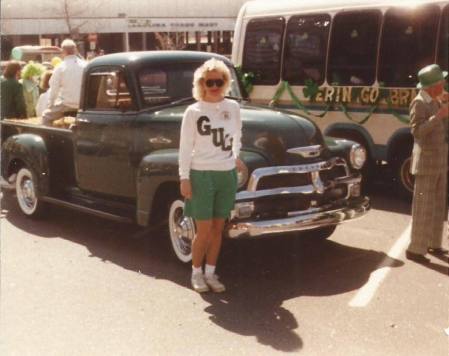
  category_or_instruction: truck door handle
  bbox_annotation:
[77,118,91,124]
[149,136,172,144]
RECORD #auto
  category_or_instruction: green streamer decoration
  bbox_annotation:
[270,81,330,117]
[385,97,411,124]
[234,67,412,125]
[269,80,411,125]
[339,103,377,125]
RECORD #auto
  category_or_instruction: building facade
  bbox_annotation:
[1,0,249,59]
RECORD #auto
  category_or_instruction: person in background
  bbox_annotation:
[42,39,86,125]
[51,56,62,69]
[1,61,27,119]
[406,64,448,263]
[179,58,246,293]
[21,61,44,117]
[35,70,53,117]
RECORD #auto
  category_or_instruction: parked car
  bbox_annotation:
[11,45,62,63]
[1,51,370,263]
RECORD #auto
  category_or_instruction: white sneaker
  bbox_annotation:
[191,273,209,293]
[204,274,226,293]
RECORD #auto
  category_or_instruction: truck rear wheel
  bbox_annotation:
[168,198,195,263]
[15,167,47,218]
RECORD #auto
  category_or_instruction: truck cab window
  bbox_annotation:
[379,5,440,87]
[284,14,330,85]
[327,10,381,86]
[437,5,448,72]
[86,70,132,111]
[139,69,170,106]
[242,17,285,85]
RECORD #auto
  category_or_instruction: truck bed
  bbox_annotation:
[1,116,77,194]
[2,116,75,129]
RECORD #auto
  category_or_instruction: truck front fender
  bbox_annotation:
[136,149,179,226]
[1,133,50,196]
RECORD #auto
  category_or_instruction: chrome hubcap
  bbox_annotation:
[16,168,38,215]
[169,200,195,261]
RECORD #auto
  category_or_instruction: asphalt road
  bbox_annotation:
[0,186,448,356]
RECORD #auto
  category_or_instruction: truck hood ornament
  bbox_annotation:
[287,145,322,158]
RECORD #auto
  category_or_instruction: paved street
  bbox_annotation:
[0,186,448,356]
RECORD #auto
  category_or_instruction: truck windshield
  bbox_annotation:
[138,62,243,108]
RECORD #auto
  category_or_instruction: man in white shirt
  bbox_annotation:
[42,39,86,125]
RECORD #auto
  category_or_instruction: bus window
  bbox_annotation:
[379,5,440,87]
[283,14,331,85]
[327,10,381,86]
[437,5,448,72]
[242,17,285,85]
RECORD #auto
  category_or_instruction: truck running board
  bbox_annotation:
[41,196,134,224]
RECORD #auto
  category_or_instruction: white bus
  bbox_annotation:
[232,0,448,196]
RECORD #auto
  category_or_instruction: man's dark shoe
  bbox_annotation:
[427,247,449,255]
[406,251,430,263]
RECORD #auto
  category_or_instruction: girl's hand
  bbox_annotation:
[180,179,192,199]
[235,157,247,173]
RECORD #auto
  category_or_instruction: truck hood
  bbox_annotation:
[148,102,325,165]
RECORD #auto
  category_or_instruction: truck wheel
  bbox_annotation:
[15,167,46,218]
[168,198,195,263]
[393,152,414,199]
[306,225,337,240]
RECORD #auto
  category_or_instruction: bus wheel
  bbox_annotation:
[394,153,414,198]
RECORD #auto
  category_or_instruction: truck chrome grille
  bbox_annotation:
[319,165,347,183]
[233,158,360,220]
[257,173,311,190]
[248,157,349,192]
[253,194,311,218]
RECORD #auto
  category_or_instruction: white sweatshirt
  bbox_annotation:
[179,99,242,179]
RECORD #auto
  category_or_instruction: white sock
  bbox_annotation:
[205,264,216,277]
[192,266,203,276]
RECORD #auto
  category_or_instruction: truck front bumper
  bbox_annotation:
[225,196,369,239]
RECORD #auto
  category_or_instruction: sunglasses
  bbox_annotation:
[205,79,225,88]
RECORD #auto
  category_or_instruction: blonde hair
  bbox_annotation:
[192,58,231,101]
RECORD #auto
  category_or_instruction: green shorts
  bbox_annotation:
[184,169,238,220]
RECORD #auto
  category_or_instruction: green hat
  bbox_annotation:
[417,64,448,89]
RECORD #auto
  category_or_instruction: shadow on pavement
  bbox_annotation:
[364,182,412,215]
[1,192,405,353]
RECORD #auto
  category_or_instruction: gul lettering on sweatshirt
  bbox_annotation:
[179,99,242,179]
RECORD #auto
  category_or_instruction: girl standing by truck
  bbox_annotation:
[179,58,245,293]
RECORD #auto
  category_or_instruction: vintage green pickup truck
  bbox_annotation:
[1,51,369,263]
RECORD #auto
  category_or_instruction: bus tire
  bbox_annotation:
[393,151,414,199]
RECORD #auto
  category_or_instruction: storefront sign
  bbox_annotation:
[127,18,233,32]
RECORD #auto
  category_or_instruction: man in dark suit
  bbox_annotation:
[406,64,448,263]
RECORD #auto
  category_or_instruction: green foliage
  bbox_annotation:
[302,79,320,101]
[235,66,255,95]
[21,62,45,80]
[271,80,411,124]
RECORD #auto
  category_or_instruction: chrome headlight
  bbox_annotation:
[349,144,367,170]
[237,164,249,189]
